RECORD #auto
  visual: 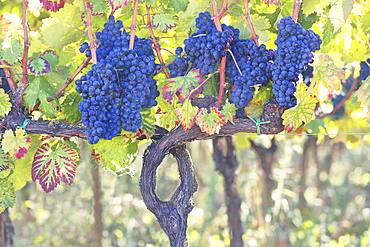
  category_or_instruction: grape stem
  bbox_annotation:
[84,0,97,64]
[211,0,229,109]
[319,78,359,118]
[243,0,259,45]
[292,0,302,21]
[187,70,220,101]
[129,0,139,50]
[219,0,240,18]
[146,6,171,79]
[0,60,17,90]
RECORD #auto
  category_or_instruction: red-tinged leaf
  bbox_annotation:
[28,57,51,76]
[311,54,344,100]
[162,69,204,103]
[282,81,318,132]
[13,147,28,159]
[195,107,227,135]
[40,50,59,71]
[32,143,79,193]
[0,148,9,172]
[107,0,133,10]
[39,0,66,12]
[1,129,31,158]
[175,99,199,130]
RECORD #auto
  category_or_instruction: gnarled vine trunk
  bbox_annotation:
[0,209,14,247]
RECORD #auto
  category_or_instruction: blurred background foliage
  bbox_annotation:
[9,135,370,246]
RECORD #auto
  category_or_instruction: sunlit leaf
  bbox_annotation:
[328,0,354,33]
[32,143,79,193]
[195,107,227,135]
[92,137,137,173]
[0,88,11,117]
[168,0,189,12]
[282,81,318,132]
[162,69,204,103]
[311,54,344,99]
[90,0,109,15]
[1,129,31,158]
[158,98,179,130]
[141,108,156,138]
[175,99,199,130]
[0,38,23,65]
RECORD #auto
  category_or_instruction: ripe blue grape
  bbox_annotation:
[76,16,159,144]
[271,16,322,108]
[358,58,370,80]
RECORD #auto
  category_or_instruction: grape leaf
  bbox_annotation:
[162,69,204,103]
[40,50,59,71]
[362,13,370,35]
[28,57,51,76]
[141,108,156,138]
[301,0,321,15]
[58,92,82,122]
[1,129,31,158]
[328,0,354,33]
[168,0,189,12]
[92,137,137,173]
[158,98,179,130]
[355,77,370,106]
[0,148,9,172]
[0,38,23,65]
[175,99,199,131]
[0,178,15,213]
[32,143,79,193]
[282,81,318,132]
[245,100,264,119]
[250,14,271,42]
[152,13,178,32]
[145,0,158,6]
[221,102,237,124]
[107,0,133,10]
[90,0,109,14]
[195,107,227,135]
[0,88,11,117]
[311,54,344,98]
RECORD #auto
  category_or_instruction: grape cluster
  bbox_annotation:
[271,16,322,108]
[358,58,370,80]
[76,16,159,144]
[79,42,91,57]
[226,39,273,108]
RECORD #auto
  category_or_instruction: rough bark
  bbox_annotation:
[0,209,14,247]
[213,136,243,247]
[139,99,285,245]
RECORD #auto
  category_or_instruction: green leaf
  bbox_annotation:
[92,137,138,173]
[58,92,82,122]
[0,89,11,117]
[28,57,51,76]
[0,148,9,172]
[311,54,344,98]
[221,102,237,124]
[195,107,227,135]
[175,99,199,131]
[141,108,157,138]
[153,13,178,32]
[362,13,370,35]
[0,178,15,213]
[90,0,109,14]
[1,129,31,158]
[354,76,370,116]
[168,0,189,12]
[301,0,321,15]
[32,143,79,193]
[0,38,23,65]
[158,98,179,130]
[24,77,58,118]
[145,0,158,6]
[251,14,271,42]
[282,81,318,132]
[162,69,203,103]
[40,50,59,71]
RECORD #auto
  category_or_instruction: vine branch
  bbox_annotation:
[129,0,139,50]
[21,0,29,87]
[85,0,97,64]
[211,0,229,109]
[219,0,240,18]
[292,0,302,21]
[146,6,171,79]
[243,0,259,45]
[0,61,16,90]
